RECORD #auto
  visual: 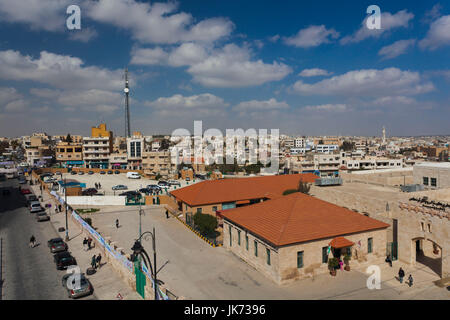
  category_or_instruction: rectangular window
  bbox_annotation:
[196,208,202,214]
[322,247,328,263]
[368,238,373,254]
[297,251,304,268]
[430,178,437,187]
[254,241,258,257]
[423,177,429,185]
[245,234,249,250]
[212,206,217,212]
[229,226,232,247]
[266,248,271,265]
[238,230,241,246]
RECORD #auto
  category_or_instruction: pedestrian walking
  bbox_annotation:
[59,204,62,212]
[165,209,169,219]
[83,237,88,251]
[98,182,101,189]
[29,235,36,248]
[339,259,343,271]
[96,254,102,268]
[87,237,92,250]
[95,183,98,189]
[385,254,392,267]
[115,219,119,228]
[408,274,413,287]
[398,267,405,283]
[91,255,97,269]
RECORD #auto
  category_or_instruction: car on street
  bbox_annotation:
[114,170,120,174]
[112,184,128,190]
[61,273,93,299]
[48,238,68,253]
[20,188,31,195]
[107,170,113,174]
[82,188,98,196]
[168,180,181,186]
[18,177,27,184]
[119,190,140,197]
[55,171,62,176]
[71,171,77,175]
[29,201,43,213]
[54,251,77,270]
[139,188,151,194]
[99,171,106,175]
[25,194,38,204]
[158,180,169,187]
[78,171,84,175]
[88,171,94,175]
[36,211,50,222]
[147,185,162,192]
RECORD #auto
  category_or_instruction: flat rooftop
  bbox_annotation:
[414,162,450,169]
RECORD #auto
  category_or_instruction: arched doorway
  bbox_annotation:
[412,237,442,278]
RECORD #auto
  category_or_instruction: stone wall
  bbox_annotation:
[341,171,413,187]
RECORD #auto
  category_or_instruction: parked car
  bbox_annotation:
[158,180,169,187]
[36,211,50,222]
[78,171,84,175]
[167,180,181,186]
[139,188,151,194]
[29,201,44,213]
[55,171,62,176]
[18,177,27,184]
[114,170,120,174]
[54,251,77,270]
[119,190,141,197]
[48,238,68,253]
[126,172,141,179]
[20,188,31,195]
[25,194,38,204]
[88,171,94,175]
[71,171,77,175]
[82,188,98,196]
[107,170,113,175]
[112,184,128,191]
[61,273,93,299]
[99,171,106,175]
[147,185,162,192]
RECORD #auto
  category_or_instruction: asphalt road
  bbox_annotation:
[0,178,93,300]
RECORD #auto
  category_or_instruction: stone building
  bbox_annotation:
[221,192,389,284]
[413,162,450,190]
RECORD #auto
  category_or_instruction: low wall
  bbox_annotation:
[341,171,413,187]
[66,195,126,206]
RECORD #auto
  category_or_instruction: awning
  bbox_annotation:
[329,237,354,249]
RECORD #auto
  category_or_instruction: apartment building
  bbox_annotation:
[413,162,450,190]
[127,133,144,170]
[341,156,404,171]
[83,123,113,169]
[142,150,172,178]
[55,142,83,167]
[109,152,128,169]
[315,144,339,154]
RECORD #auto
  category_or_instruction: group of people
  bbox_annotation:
[94,182,102,189]
[91,253,102,269]
[83,237,94,250]
[398,267,414,287]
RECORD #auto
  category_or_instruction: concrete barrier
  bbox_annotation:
[66,196,126,206]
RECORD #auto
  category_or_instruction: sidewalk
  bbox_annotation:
[29,183,141,300]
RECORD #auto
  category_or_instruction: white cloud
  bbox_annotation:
[167,43,208,67]
[283,25,339,48]
[303,104,347,112]
[4,99,29,112]
[57,89,121,108]
[0,0,70,32]
[130,47,169,65]
[0,50,123,91]
[233,98,289,112]
[68,28,98,43]
[372,96,416,106]
[298,68,333,77]
[341,10,414,44]
[187,44,292,87]
[292,68,434,97]
[419,15,450,50]
[268,35,280,43]
[0,87,23,105]
[422,4,443,24]
[86,0,234,44]
[378,39,416,59]
[29,88,61,99]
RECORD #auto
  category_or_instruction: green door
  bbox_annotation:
[135,261,146,299]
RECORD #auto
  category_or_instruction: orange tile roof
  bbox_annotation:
[170,173,317,206]
[221,192,389,247]
[329,237,354,249]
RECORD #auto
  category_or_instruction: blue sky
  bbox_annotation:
[0,0,449,137]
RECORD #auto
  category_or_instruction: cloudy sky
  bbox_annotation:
[0,0,449,137]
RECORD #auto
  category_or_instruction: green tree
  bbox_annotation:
[193,212,218,237]
[65,134,73,143]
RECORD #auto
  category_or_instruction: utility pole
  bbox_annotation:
[0,237,3,300]
[124,68,131,138]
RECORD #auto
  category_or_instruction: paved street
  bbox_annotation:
[89,205,450,300]
[0,178,83,300]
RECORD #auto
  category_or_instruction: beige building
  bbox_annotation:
[55,142,83,167]
[413,162,450,190]
[83,123,113,169]
[222,192,389,284]
[142,150,173,179]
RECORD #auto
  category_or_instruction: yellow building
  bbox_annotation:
[56,142,83,167]
[83,123,113,169]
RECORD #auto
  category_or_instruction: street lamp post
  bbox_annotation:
[131,228,168,300]
[59,173,69,241]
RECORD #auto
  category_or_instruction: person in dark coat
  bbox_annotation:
[398,267,405,283]
[87,237,92,250]
[58,204,62,212]
[385,255,392,267]
[83,238,88,251]
[165,209,169,219]
[115,219,119,228]
[96,254,102,268]
[91,255,97,269]
[408,274,413,287]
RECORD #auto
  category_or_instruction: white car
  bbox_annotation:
[29,201,45,213]
[126,172,141,179]
[112,185,128,190]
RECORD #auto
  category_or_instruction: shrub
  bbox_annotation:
[328,257,339,270]
[193,212,218,237]
[85,217,93,227]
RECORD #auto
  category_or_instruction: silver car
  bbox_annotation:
[36,211,50,222]
[62,273,93,299]
[29,201,44,213]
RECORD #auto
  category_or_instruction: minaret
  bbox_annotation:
[124,68,131,138]
[382,126,386,144]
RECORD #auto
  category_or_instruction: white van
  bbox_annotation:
[126,172,141,179]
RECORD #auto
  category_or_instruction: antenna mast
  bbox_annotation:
[124,68,131,138]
